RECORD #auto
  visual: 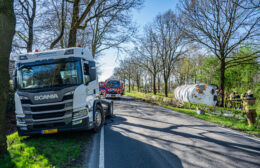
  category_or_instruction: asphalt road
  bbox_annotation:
[88,96,260,168]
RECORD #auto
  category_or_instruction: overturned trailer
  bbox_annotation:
[174,84,218,106]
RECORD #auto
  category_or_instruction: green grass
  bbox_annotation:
[126,91,260,137]
[0,131,92,168]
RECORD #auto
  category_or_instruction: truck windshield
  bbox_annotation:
[107,81,120,88]
[17,61,82,90]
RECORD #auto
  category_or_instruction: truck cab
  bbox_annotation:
[104,79,123,99]
[13,47,113,136]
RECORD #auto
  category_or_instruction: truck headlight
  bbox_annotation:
[73,109,88,119]
[64,91,74,96]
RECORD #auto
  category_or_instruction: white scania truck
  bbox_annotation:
[13,47,113,136]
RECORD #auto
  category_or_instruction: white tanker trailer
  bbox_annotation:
[174,84,218,106]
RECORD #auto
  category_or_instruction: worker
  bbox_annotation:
[233,92,241,109]
[218,89,223,106]
[224,92,229,107]
[243,90,257,126]
[229,92,235,108]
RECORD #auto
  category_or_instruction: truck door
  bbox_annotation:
[83,61,98,95]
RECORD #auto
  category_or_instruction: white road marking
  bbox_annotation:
[99,126,105,168]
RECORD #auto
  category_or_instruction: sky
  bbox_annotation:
[98,0,179,81]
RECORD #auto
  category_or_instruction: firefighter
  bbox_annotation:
[243,90,257,126]
[233,91,241,109]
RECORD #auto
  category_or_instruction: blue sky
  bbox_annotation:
[98,0,179,81]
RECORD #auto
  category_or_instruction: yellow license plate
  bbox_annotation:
[112,96,115,98]
[42,128,58,134]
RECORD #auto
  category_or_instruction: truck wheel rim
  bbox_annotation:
[95,110,102,126]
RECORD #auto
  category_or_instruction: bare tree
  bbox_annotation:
[134,26,161,94]
[180,0,259,105]
[130,57,143,91]
[86,6,136,58]
[67,0,96,47]
[0,0,16,154]
[66,0,142,48]
[117,59,134,92]
[50,0,66,49]
[154,10,185,97]
[14,0,36,52]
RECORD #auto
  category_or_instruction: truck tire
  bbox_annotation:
[108,102,114,118]
[93,104,105,132]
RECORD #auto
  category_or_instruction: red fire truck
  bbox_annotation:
[104,79,124,98]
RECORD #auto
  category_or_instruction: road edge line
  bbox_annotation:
[99,126,105,168]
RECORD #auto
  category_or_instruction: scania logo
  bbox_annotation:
[34,94,58,101]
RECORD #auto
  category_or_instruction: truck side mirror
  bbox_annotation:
[12,70,17,90]
[89,61,96,81]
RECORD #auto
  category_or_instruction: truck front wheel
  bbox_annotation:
[93,104,105,132]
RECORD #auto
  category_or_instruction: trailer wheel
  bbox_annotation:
[108,102,114,118]
[93,104,105,132]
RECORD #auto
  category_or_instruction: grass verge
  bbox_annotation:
[0,131,92,168]
[126,91,260,137]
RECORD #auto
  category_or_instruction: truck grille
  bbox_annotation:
[32,112,66,119]
[31,104,65,112]
[21,93,74,122]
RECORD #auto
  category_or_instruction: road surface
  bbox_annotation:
[87,96,260,168]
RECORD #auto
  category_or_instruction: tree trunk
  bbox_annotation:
[136,79,140,92]
[153,74,156,95]
[27,0,36,52]
[164,79,168,97]
[157,76,160,93]
[219,59,225,107]
[68,0,80,47]
[0,0,16,154]
[27,22,33,52]
[128,76,131,93]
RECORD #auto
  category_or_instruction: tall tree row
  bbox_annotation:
[114,0,259,99]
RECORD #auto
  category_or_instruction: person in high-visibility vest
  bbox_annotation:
[243,90,257,126]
